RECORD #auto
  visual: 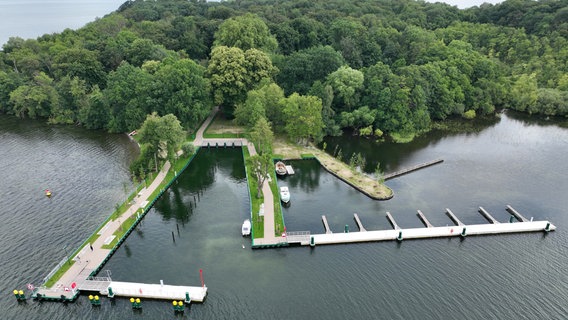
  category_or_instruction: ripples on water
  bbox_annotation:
[1,113,567,319]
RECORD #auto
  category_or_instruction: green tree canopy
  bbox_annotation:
[282,93,324,145]
[214,13,278,52]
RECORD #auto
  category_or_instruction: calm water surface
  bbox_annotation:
[1,112,568,319]
[0,0,124,46]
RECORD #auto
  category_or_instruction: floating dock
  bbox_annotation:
[385,212,401,230]
[417,210,434,228]
[445,208,465,226]
[383,159,444,180]
[321,215,332,234]
[285,165,295,175]
[479,207,500,224]
[103,281,207,302]
[303,206,556,246]
[353,213,367,232]
[506,205,529,222]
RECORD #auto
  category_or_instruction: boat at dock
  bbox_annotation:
[241,219,251,236]
[275,161,287,175]
[280,186,290,203]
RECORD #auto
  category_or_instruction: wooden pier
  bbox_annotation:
[417,210,434,228]
[445,208,465,226]
[383,159,444,180]
[321,215,332,234]
[479,207,500,224]
[506,205,529,222]
[353,213,367,232]
[385,212,401,230]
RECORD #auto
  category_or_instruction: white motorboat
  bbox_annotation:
[275,161,287,175]
[280,186,290,203]
[242,219,251,236]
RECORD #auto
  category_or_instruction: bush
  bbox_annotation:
[181,142,195,157]
[463,109,476,119]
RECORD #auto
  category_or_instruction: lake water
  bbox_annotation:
[1,111,567,319]
[0,0,124,46]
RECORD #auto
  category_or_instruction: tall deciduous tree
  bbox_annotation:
[282,93,324,145]
[247,153,273,198]
[326,66,364,111]
[248,117,273,155]
[208,46,276,111]
[138,112,185,162]
[214,13,278,52]
[9,72,58,119]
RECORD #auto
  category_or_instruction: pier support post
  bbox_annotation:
[108,287,114,298]
[397,231,403,241]
[545,222,551,232]
[461,227,467,237]
[185,292,191,304]
[344,225,349,233]
[509,216,514,223]
[310,236,315,247]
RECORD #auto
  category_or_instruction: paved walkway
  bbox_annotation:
[37,162,171,298]
[194,108,282,245]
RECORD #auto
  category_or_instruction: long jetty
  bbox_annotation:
[303,206,556,247]
[383,159,444,180]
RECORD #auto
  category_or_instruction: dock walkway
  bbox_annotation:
[417,210,434,228]
[506,205,529,222]
[383,159,443,180]
[353,213,367,232]
[479,207,500,224]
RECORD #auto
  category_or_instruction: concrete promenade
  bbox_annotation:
[36,161,172,300]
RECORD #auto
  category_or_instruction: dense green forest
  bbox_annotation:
[1,0,567,145]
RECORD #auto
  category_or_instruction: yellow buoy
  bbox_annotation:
[135,298,140,303]
[178,301,183,305]
[173,301,177,306]
[18,290,24,295]
[94,295,99,301]
[13,290,18,295]
[89,295,93,300]
[130,298,135,303]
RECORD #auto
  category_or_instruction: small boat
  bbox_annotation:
[45,189,52,197]
[242,219,251,236]
[275,161,287,176]
[280,186,290,203]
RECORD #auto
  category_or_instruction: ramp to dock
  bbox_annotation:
[353,213,367,232]
[506,205,529,222]
[386,212,401,230]
[479,207,500,224]
[321,215,332,234]
[417,210,434,228]
[445,208,465,226]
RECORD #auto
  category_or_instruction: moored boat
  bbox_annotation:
[275,161,287,175]
[280,186,290,203]
[242,219,251,236]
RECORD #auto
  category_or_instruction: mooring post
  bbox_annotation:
[172,231,175,243]
[509,216,515,223]
[344,224,349,233]
[108,287,114,298]
[545,222,551,232]
[397,231,403,241]
[176,223,180,235]
[461,227,467,237]
[310,236,315,247]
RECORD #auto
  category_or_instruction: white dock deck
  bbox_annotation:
[105,281,207,302]
[308,221,555,246]
[285,165,295,175]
